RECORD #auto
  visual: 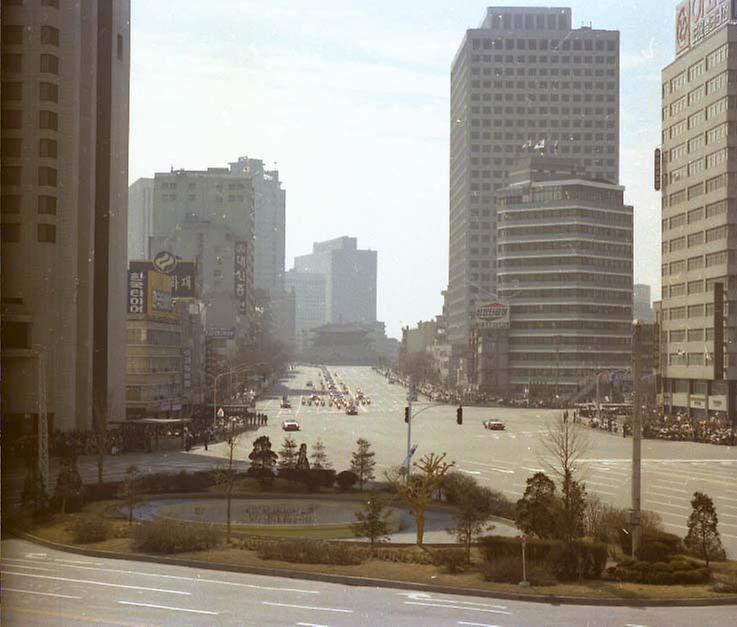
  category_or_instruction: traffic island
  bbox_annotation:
[9,501,737,607]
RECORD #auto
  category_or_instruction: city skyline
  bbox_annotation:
[129,1,672,338]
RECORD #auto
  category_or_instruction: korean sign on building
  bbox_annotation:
[129,253,196,298]
[475,302,510,329]
[206,327,236,340]
[676,0,735,55]
[127,269,147,314]
[234,241,247,315]
[182,348,192,389]
[127,269,173,316]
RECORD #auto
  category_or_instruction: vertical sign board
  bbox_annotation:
[234,241,247,315]
[713,282,724,379]
[182,348,192,389]
[654,148,662,191]
[127,270,147,313]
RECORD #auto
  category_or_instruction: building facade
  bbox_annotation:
[127,177,153,262]
[448,6,620,368]
[659,1,737,419]
[294,236,377,325]
[634,283,654,323]
[229,157,286,295]
[1,0,130,432]
[496,156,633,396]
[284,269,327,355]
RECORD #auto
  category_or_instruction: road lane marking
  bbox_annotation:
[118,601,218,615]
[2,587,82,600]
[0,562,56,572]
[1,571,190,595]
[297,623,328,627]
[262,601,353,614]
[404,601,511,615]
[16,561,319,594]
[458,622,502,627]
[459,468,482,475]
[644,499,690,511]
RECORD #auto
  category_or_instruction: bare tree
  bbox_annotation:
[214,422,242,542]
[540,412,589,543]
[386,452,455,546]
[118,465,141,524]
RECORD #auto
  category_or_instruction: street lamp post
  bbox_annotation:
[631,320,643,558]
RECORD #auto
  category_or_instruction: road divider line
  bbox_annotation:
[2,587,82,600]
[0,571,190,595]
[404,601,511,615]
[263,601,353,613]
[118,601,218,615]
[457,622,502,627]
[0,562,56,572]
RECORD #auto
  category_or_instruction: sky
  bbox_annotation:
[129,0,679,339]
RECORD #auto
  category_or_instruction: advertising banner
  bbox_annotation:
[234,241,247,315]
[130,256,196,298]
[475,302,510,329]
[147,270,173,316]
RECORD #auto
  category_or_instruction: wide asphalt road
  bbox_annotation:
[2,538,734,626]
[228,365,737,556]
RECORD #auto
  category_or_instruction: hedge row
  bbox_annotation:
[256,539,367,565]
[132,519,219,554]
[479,535,608,580]
[607,557,711,585]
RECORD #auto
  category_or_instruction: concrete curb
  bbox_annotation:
[11,531,737,608]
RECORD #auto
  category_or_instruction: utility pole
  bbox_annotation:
[631,320,643,558]
[406,376,414,480]
[555,335,560,401]
[36,347,49,495]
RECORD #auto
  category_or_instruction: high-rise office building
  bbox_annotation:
[294,236,377,325]
[1,0,130,432]
[127,177,153,262]
[284,270,327,355]
[129,166,256,335]
[229,157,286,295]
[659,0,737,420]
[634,283,654,323]
[495,156,633,394]
[448,7,620,367]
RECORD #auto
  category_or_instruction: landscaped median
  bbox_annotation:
[7,472,737,607]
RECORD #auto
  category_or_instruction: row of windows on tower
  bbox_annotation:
[1,137,57,158]
[1,53,59,74]
[2,81,59,102]
[1,24,59,46]
[1,223,55,244]
[471,36,617,52]
[469,56,617,71]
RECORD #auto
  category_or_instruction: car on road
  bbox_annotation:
[280,401,292,409]
[483,419,506,430]
[282,419,300,431]
[306,381,313,388]
[345,405,359,416]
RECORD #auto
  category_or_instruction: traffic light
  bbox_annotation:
[404,406,410,423]
[456,405,463,425]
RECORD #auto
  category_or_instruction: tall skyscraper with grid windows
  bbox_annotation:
[448,7,619,379]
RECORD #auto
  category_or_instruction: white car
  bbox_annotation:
[282,419,300,432]
[483,419,506,431]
